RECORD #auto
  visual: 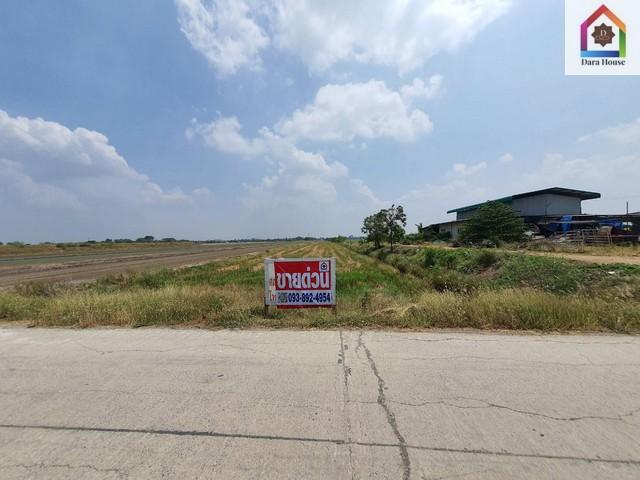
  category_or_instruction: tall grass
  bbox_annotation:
[1,242,639,332]
[406,289,639,332]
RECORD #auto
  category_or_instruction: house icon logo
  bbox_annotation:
[581,4,626,58]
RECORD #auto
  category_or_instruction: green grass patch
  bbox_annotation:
[1,241,639,333]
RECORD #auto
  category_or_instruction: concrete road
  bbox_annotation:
[0,328,638,479]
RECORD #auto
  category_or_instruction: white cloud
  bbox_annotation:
[176,1,510,75]
[187,76,442,224]
[188,116,348,211]
[450,161,487,176]
[176,0,269,75]
[351,178,387,209]
[186,116,264,155]
[399,179,490,226]
[578,117,640,146]
[0,110,215,242]
[0,159,82,210]
[187,76,438,215]
[400,75,443,101]
[498,152,513,163]
[268,0,512,74]
[186,77,441,230]
[274,79,435,143]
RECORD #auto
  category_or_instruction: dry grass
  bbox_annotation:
[519,241,640,257]
[1,241,639,332]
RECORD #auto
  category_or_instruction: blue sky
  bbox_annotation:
[1,0,639,242]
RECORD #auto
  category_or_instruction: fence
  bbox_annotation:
[554,228,612,245]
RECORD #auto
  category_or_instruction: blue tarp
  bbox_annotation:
[547,215,572,233]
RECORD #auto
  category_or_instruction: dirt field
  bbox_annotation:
[0,242,288,288]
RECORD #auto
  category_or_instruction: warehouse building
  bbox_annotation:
[431,187,602,240]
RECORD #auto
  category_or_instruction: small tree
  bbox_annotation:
[382,204,407,252]
[459,201,526,246]
[362,211,386,248]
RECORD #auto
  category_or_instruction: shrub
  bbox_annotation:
[475,250,499,269]
[130,269,174,289]
[423,248,438,268]
[429,270,478,294]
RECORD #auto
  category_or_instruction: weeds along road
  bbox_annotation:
[0,328,639,479]
[0,242,288,288]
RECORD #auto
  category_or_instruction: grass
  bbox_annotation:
[366,245,640,298]
[1,242,639,333]
[514,240,640,257]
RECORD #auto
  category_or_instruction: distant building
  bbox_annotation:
[431,187,601,240]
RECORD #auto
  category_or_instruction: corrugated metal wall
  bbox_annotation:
[512,194,582,216]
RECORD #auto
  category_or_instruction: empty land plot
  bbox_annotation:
[0,242,288,288]
[1,241,639,332]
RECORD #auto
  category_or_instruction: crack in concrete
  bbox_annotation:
[2,423,639,467]
[339,330,355,480]
[359,332,411,480]
[0,425,640,467]
[0,422,346,444]
[383,398,640,423]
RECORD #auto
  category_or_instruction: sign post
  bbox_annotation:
[264,258,336,313]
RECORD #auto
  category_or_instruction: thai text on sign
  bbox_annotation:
[264,258,336,308]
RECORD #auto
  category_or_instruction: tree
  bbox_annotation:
[382,204,407,252]
[459,201,526,246]
[136,235,155,243]
[362,211,386,248]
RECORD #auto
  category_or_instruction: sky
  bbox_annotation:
[1,0,639,243]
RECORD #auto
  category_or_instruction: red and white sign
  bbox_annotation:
[264,258,336,308]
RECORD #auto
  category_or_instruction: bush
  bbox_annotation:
[423,248,438,268]
[429,270,479,294]
[130,269,174,289]
[495,255,587,294]
[475,250,499,269]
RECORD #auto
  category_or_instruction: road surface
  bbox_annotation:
[0,328,638,479]
[0,243,284,288]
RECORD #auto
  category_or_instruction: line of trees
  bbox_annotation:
[361,204,407,252]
